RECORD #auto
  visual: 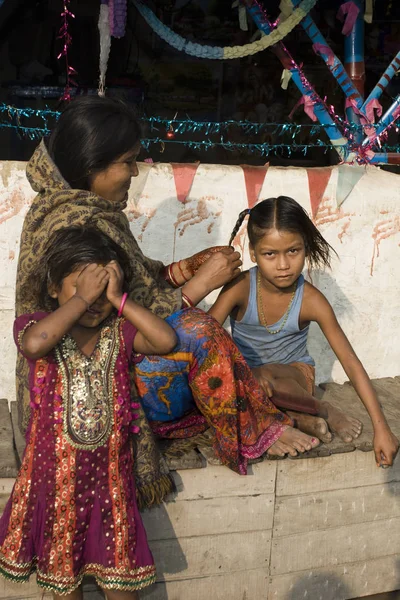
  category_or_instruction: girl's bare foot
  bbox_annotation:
[320,401,362,442]
[286,411,333,444]
[267,427,319,458]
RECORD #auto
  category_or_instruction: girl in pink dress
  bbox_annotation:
[0,227,178,599]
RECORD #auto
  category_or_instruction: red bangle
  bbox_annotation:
[169,264,181,288]
[118,293,128,317]
[164,264,180,288]
[178,260,189,283]
[181,292,194,308]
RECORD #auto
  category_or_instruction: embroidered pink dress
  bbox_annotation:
[0,313,155,595]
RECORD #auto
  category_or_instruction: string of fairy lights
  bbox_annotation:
[1,103,398,159]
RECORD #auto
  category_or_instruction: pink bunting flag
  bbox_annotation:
[289,95,318,122]
[337,1,360,36]
[306,167,332,217]
[241,164,269,209]
[312,43,336,67]
[171,163,199,204]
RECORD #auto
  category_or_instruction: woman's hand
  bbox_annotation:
[183,246,231,277]
[76,264,109,306]
[105,261,125,307]
[373,424,399,467]
[191,247,242,294]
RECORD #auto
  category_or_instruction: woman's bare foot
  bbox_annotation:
[267,427,320,458]
[320,401,362,442]
[286,411,333,444]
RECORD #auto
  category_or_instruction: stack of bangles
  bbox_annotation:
[163,262,194,308]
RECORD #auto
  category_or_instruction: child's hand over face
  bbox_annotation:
[105,261,124,307]
[76,264,109,306]
[374,424,399,467]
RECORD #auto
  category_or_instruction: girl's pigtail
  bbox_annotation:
[228,209,250,247]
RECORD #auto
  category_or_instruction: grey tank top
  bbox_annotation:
[230,267,314,368]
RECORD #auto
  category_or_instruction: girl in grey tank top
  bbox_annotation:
[209,196,398,467]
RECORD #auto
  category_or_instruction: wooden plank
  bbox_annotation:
[0,479,15,494]
[274,481,400,538]
[369,380,400,439]
[149,530,271,582]
[0,399,18,478]
[141,568,269,600]
[170,461,277,501]
[0,578,53,599]
[197,445,223,466]
[334,378,400,442]
[319,383,374,452]
[276,450,400,497]
[268,554,400,600]
[352,594,400,600]
[0,492,9,514]
[0,577,103,599]
[285,438,356,460]
[143,494,275,540]
[165,449,205,471]
[370,377,400,401]
[10,402,25,465]
[270,517,400,575]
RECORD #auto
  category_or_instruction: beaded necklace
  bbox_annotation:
[257,270,298,335]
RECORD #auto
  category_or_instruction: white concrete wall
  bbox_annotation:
[1,160,400,402]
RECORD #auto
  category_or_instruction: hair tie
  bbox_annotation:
[247,208,251,215]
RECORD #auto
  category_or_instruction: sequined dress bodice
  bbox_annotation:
[55,321,119,450]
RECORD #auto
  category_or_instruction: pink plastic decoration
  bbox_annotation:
[57,0,77,101]
[337,2,360,36]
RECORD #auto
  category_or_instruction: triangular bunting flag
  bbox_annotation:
[171,163,200,204]
[129,161,152,206]
[306,167,332,217]
[241,164,269,209]
[336,164,365,207]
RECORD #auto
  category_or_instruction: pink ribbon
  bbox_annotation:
[364,98,382,123]
[337,1,360,36]
[345,97,382,141]
[392,105,400,122]
[345,97,362,116]
[289,95,317,122]
[312,43,335,67]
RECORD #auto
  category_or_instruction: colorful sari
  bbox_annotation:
[134,309,291,475]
